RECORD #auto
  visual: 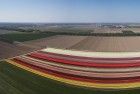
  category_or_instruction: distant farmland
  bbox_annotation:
[0,32,56,42]
[0,29,18,34]
[1,27,140,43]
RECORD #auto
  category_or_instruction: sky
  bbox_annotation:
[0,0,140,23]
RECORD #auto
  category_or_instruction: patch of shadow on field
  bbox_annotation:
[0,61,140,94]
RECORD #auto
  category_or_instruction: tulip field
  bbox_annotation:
[2,47,140,93]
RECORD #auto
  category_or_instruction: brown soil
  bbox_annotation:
[24,35,88,49]
[0,41,37,59]
[24,35,140,52]
[2,35,140,59]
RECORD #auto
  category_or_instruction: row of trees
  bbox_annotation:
[44,31,140,37]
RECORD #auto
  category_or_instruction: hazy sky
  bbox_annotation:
[0,0,140,23]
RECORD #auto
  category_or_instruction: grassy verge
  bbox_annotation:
[0,61,140,94]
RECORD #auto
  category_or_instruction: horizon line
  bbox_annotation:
[1,22,140,24]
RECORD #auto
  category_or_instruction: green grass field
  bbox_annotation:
[0,32,56,42]
[0,61,140,94]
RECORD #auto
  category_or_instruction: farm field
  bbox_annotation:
[2,34,140,59]
[0,32,56,42]
[1,61,140,94]
[24,35,140,52]
[0,41,36,59]
[0,32,57,59]
[1,29,140,93]
[0,29,18,34]
[2,47,140,94]
[70,36,140,52]
[24,35,88,49]
[0,35,86,59]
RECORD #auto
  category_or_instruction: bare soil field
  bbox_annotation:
[70,36,140,52]
[1,35,86,59]
[24,35,140,52]
[2,35,140,59]
[92,27,140,33]
[0,41,38,59]
[24,35,88,49]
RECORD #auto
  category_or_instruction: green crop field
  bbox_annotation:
[0,61,140,94]
[0,32,56,42]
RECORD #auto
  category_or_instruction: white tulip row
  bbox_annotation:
[42,47,140,58]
